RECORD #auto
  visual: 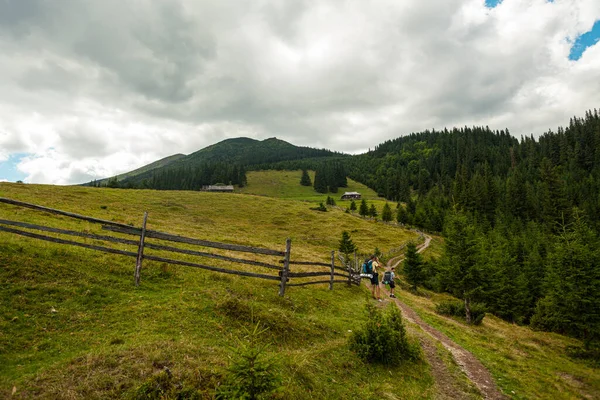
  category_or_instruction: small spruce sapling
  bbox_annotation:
[369,204,378,218]
[216,324,282,399]
[339,231,358,266]
[382,203,393,222]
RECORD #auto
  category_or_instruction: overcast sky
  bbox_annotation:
[0,0,599,184]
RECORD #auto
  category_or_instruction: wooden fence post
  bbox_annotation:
[278,238,292,296]
[354,250,359,284]
[329,250,335,290]
[347,253,352,287]
[134,212,148,287]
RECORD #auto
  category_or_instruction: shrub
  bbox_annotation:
[349,303,420,365]
[216,324,282,399]
[310,202,327,212]
[435,300,486,325]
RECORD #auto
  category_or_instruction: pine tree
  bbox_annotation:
[359,199,369,216]
[441,211,483,324]
[382,203,393,222]
[300,169,312,186]
[403,242,423,291]
[369,204,378,218]
[531,215,600,349]
[538,158,569,231]
[397,205,409,225]
[216,324,282,399]
[350,200,357,211]
[313,169,328,193]
[339,231,357,261]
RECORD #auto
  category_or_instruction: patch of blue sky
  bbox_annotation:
[485,0,554,8]
[569,20,600,61]
[0,153,28,182]
[485,0,503,8]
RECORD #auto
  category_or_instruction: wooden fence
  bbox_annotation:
[0,197,360,296]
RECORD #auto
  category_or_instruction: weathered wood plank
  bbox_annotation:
[282,259,349,272]
[143,242,282,270]
[287,271,349,278]
[329,250,335,290]
[143,255,280,281]
[0,218,283,271]
[134,212,148,286]
[287,280,353,287]
[0,225,138,258]
[286,261,332,267]
[102,225,285,256]
[278,238,292,296]
[0,197,136,229]
[0,219,139,246]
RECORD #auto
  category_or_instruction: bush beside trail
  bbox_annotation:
[349,302,421,365]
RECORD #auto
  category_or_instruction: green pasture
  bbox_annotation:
[0,183,429,399]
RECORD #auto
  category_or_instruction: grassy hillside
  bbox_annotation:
[1,182,599,399]
[240,170,379,202]
[0,183,426,399]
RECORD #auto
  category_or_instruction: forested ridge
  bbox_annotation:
[346,109,600,351]
[347,110,600,234]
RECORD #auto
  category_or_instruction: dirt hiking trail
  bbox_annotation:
[377,234,506,399]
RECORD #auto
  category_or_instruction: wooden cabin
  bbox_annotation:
[340,191,361,200]
[202,185,234,192]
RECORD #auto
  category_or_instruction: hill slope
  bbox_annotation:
[181,137,342,167]
[1,183,599,399]
[85,153,186,186]
[0,183,427,399]
[89,137,344,187]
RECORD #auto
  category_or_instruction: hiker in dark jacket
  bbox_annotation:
[383,266,396,298]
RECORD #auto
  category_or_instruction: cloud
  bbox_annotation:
[0,0,599,184]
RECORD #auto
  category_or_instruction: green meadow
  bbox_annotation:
[0,182,427,399]
[1,175,599,399]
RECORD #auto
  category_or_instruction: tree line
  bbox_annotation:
[347,110,600,351]
[92,162,247,191]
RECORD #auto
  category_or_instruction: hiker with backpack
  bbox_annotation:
[371,255,382,301]
[361,255,382,301]
[382,265,396,298]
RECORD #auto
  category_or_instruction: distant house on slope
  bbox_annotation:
[202,184,234,192]
[341,191,361,200]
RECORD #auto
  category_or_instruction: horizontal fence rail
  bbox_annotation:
[102,225,285,256]
[0,197,139,229]
[287,279,359,288]
[0,197,362,295]
[0,224,139,258]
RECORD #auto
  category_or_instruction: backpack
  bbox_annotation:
[362,259,373,274]
[383,271,392,284]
